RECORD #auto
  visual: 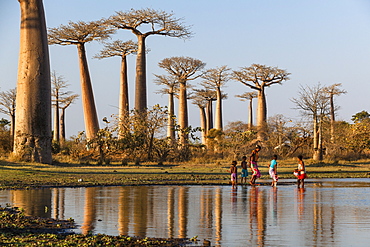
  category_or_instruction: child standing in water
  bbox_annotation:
[249,145,261,185]
[240,156,248,185]
[269,155,278,187]
[229,161,238,188]
[297,155,306,188]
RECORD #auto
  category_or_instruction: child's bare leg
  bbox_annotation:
[301,179,305,188]
[250,175,256,185]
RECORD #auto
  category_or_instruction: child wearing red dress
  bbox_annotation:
[297,155,307,188]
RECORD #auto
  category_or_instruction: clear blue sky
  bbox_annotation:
[1,0,370,138]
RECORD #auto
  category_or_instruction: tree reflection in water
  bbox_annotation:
[2,182,370,246]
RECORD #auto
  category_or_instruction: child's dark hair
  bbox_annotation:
[242,156,246,160]
[298,155,303,160]
[273,154,278,159]
[232,161,237,165]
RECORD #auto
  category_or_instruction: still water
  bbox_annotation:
[0,179,370,246]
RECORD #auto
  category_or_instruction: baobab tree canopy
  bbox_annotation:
[93,40,138,58]
[108,8,192,39]
[158,56,205,81]
[233,64,290,90]
[48,20,114,45]
[107,8,193,113]
[233,64,290,140]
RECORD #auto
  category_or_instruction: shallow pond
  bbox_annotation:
[1,179,370,246]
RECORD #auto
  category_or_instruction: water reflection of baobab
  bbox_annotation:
[177,187,188,238]
[249,187,266,247]
[118,187,130,235]
[81,187,97,234]
[11,189,52,219]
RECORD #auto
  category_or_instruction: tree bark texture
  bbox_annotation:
[135,35,147,112]
[313,115,318,150]
[118,55,128,138]
[178,82,188,145]
[248,98,253,130]
[14,0,52,164]
[11,114,15,148]
[214,88,223,130]
[206,100,213,131]
[60,108,66,142]
[167,93,175,143]
[77,43,99,139]
[199,106,207,145]
[329,95,335,143]
[53,98,60,144]
[256,89,267,140]
[313,117,324,161]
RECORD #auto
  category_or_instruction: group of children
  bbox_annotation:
[229,145,306,188]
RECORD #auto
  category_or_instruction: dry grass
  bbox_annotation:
[0,159,370,189]
[0,158,369,189]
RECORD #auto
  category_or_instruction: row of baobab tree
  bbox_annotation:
[11,1,200,164]
[11,0,287,164]
[9,0,349,164]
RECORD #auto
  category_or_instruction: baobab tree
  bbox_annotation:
[291,83,330,161]
[191,95,207,145]
[14,0,52,164]
[201,65,230,130]
[51,71,68,145]
[193,88,217,133]
[0,88,16,143]
[154,74,179,144]
[48,20,115,139]
[51,71,78,144]
[107,8,192,112]
[59,94,79,142]
[235,92,258,130]
[94,40,138,132]
[158,56,205,146]
[233,64,290,140]
[323,83,346,143]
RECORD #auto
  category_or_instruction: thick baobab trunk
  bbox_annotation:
[135,35,147,112]
[77,43,99,139]
[329,95,335,143]
[313,115,318,150]
[214,88,223,130]
[14,0,52,164]
[248,98,253,130]
[313,117,324,161]
[167,92,175,144]
[10,113,16,149]
[256,89,267,140]
[60,107,66,142]
[199,106,207,145]
[118,55,128,138]
[53,100,60,144]
[178,82,188,146]
[206,100,213,131]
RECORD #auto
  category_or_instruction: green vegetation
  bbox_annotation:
[0,206,188,246]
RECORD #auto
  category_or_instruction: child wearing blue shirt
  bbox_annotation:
[269,155,278,187]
